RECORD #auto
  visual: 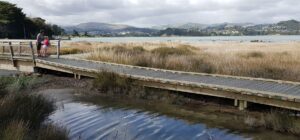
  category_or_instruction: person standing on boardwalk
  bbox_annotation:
[36,30,44,57]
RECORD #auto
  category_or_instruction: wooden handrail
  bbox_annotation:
[0,40,61,67]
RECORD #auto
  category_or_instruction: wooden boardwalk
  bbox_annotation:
[1,40,300,111]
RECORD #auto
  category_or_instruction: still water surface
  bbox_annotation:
[45,89,298,140]
[48,91,249,140]
[71,35,300,43]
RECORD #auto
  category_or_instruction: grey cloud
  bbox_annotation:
[4,0,300,26]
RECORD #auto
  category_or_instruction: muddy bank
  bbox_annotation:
[0,69,20,76]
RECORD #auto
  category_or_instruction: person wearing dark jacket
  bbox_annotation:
[36,30,44,57]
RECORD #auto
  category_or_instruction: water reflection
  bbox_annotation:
[49,100,249,140]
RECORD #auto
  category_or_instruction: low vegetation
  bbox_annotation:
[93,71,133,93]
[244,111,300,136]
[36,124,68,140]
[0,76,68,140]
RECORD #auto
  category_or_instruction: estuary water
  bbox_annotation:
[49,97,248,140]
[71,35,300,43]
[45,87,300,140]
[50,102,247,140]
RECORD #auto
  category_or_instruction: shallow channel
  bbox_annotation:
[43,89,252,140]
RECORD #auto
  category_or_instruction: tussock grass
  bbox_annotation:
[2,120,28,140]
[0,76,46,94]
[0,94,55,128]
[0,76,69,140]
[263,111,300,134]
[244,111,300,135]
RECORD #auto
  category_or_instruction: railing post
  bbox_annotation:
[57,39,61,59]
[19,42,22,55]
[30,42,36,66]
[1,41,4,54]
[9,42,16,67]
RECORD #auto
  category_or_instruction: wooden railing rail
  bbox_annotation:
[0,40,61,67]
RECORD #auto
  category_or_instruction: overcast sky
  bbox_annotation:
[4,0,300,27]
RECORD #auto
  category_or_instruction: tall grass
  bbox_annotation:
[37,124,69,140]
[57,41,300,81]
[263,111,299,134]
[2,120,28,140]
[244,111,300,135]
[0,94,55,128]
[79,42,300,82]
[0,76,69,140]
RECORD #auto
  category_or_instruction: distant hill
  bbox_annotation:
[63,20,300,36]
[152,23,207,30]
[63,22,157,36]
[277,20,300,30]
[153,22,254,30]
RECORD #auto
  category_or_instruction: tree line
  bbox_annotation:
[0,1,65,39]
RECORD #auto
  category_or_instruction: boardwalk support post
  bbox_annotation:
[74,73,81,80]
[57,39,61,59]
[78,74,81,79]
[30,42,36,66]
[234,99,238,106]
[238,100,248,111]
[9,42,16,67]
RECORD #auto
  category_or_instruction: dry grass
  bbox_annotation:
[2,120,28,140]
[62,41,300,82]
